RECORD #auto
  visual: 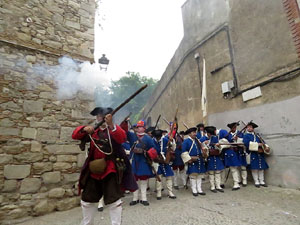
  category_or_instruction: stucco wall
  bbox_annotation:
[143,0,300,188]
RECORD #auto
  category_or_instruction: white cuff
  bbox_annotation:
[181,152,191,164]
[111,125,117,132]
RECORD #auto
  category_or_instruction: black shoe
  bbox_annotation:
[242,184,247,187]
[169,195,176,199]
[147,187,150,191]
[184,185,188,190]
[220,184,225,189]
[198,192,206,196]
[255,184,260,188]
[140,201,149,206]
[216,189,224,193]
[174,186,179,190]
[129,200,139,206]
[97,207,103,212]
[210,189,217,193]
[261,184,268,187]
[192,193,198,196]
[232,187,240,191]
[156,197,162,200]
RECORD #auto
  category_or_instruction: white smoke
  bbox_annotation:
[30,56,111,102]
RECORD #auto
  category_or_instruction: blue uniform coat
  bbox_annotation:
[182,137,206,174]
[243,132,269,170]
[153,137,174,177]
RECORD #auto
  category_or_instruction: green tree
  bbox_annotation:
[109,72,157,124]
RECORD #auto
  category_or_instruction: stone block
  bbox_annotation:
[63,173,79,184]
[53,162,72,171]
[65,20,80,29]
[0,128,20,136]
[42,171,61,184]
[0,118,15,127]
[25,55,36,63]
[31,141,42,152]
[45,144,81,154]
[0,154,13,164]
[56,197,80,211]
[22,127,37,139]
[39,92,55,99]
[0,101,21,111]
[43,40,63,49]
[20,178,41,194]
[4,165,31,179]
[37,128,59,142]
[78,8,89,18]
[17,32,31,41]
[14,152,43,163]
[60,127,74,141]
[33,162,53,174]
[57,155,77,162]
[48,187,65,198]
[30,121,49,128]
[77,153,86,167]
[3,144,24,154]
[3,180,18,192]
[6,208,28,220]
[33,199,55,215]
[23,100,43,113]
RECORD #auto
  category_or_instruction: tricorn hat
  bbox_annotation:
[204,126,216,135]
[227,122,240,129]
[90,107,113,116]
[184,127,197,135]
[151,129,163,138]
[179,131,185,135]
[196,123,205,128]
[247,121,258,129]
[145,126,155,133]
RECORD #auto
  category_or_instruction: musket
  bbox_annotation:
[164,107,178,164]
[153,114,161,129]
[162,116,170,126]
[121,112,132,124]
[79,85,148,151]
[241,121,270,153]
[182,122,189,129]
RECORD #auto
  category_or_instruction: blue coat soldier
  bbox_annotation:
[127,120,156,206]
[225,122,244,190]
[181,127,207,196]
[200,126,226,193]
[243,121,271,188]
[196,123,206,140]
[152,129,176,200]
[172,131,187,189]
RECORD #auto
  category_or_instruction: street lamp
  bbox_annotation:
[98,54,109,71]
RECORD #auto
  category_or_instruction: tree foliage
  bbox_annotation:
[100,72,157,124]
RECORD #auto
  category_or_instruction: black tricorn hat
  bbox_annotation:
[179,131,185,135]
[145,126,155,133]
[151,129,163,138]
[184,127,197,135]
[204,126,216,135]
[227,122,240,129]
[196,123,205,128]
[162,130,168,133]
[90,107,113,116]
[247,121,258,129]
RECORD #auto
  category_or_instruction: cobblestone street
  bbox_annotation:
[17,180,300,225]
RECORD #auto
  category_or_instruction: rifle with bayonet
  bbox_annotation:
[164,107,178,164]
[153,114,161,129]
[79,85,148,151]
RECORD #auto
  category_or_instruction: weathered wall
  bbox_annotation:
[143,0,300,189]
[0,0,95,60]
[0,0,96,223]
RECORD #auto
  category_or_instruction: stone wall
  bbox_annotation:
[0,0,95,60]
[0,42,95,223]
[143,0,300,189]
[0,0,96,223]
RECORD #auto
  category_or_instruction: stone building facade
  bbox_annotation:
[0,0,96,223]
[143,0,300,189]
